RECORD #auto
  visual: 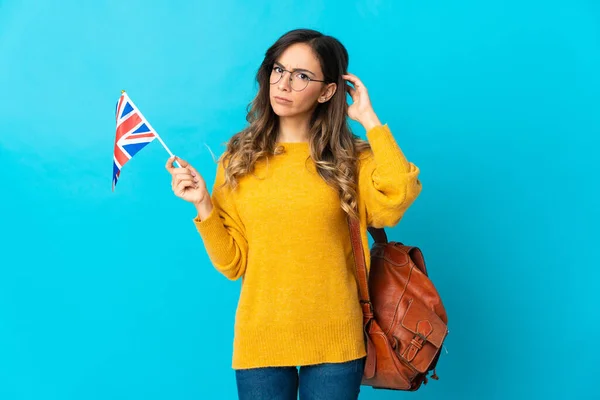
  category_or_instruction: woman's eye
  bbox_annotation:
[274,66,283,73]
[296,72,309,81]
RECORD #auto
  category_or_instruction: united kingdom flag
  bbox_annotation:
[112,91,157,190]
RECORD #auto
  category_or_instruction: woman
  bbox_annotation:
[165,29,421,400]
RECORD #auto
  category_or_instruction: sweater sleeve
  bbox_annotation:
[358,124,422,228]
[192,160,248,280]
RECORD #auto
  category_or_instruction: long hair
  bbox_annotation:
[219,28,371,219]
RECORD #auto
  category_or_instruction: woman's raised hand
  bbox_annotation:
[165,156,209,205]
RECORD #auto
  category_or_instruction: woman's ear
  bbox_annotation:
[318,83,337,103]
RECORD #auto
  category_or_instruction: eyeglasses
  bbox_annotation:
[269,65,327,92]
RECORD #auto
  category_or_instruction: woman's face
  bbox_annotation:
[269,42,336,118]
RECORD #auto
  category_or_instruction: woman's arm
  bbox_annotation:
[358,124,422,227]
[344,73,422,227]
[193,161,248,280]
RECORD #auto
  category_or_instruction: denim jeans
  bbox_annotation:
[235,357,366,400]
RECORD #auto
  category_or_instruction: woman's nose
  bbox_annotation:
[278,72,292,91]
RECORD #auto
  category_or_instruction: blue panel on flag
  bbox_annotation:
[132,123,151,134]
[121,102,134,118]
[123,142,151,158]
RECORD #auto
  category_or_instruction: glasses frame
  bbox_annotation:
[269,65,328,92]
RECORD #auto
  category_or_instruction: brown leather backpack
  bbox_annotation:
[348,217,449,391]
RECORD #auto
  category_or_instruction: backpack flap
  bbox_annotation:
[399,298,448,373]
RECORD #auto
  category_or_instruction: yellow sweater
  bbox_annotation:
[193,124,421,370]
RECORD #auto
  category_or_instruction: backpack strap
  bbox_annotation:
[367,227,388,244]
[348,216,388,318]
[348,216,371,316]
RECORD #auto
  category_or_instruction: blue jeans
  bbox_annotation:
[235,357,366,400]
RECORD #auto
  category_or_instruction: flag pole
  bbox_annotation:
[121,90,181,168]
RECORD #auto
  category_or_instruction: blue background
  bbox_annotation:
[0,0,598,399]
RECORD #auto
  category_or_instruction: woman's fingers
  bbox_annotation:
[176,158,205,186]
[174,156,190,168]
[172,170,198,185]
[173,170,197,181]
[165,156,177,173]
[166,156,195,175]
[185,162,200,178]
[165,156,208,204]
[346,84,356,98]
[172,171,195,186]
[342,73,359,85]
[186,166,206,188]
[166,156,207,199]
[173,176,197,188]
[166,157,199,178]
[175,179,197,195]
[175,178,196,190]
[342,73,366,91]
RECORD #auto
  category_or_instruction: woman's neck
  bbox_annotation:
[276,114,311,143]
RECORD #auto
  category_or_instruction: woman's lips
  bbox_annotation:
[274,96,292,105]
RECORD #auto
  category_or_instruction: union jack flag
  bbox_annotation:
[112,91,157,190]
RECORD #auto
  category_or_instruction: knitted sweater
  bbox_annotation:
[193,124,421,369]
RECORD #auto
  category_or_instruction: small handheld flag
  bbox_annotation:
[112,90,179,190]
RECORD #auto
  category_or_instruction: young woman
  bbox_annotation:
[165,29,422,400]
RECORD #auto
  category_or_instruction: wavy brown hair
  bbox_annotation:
[219,29,371,219]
